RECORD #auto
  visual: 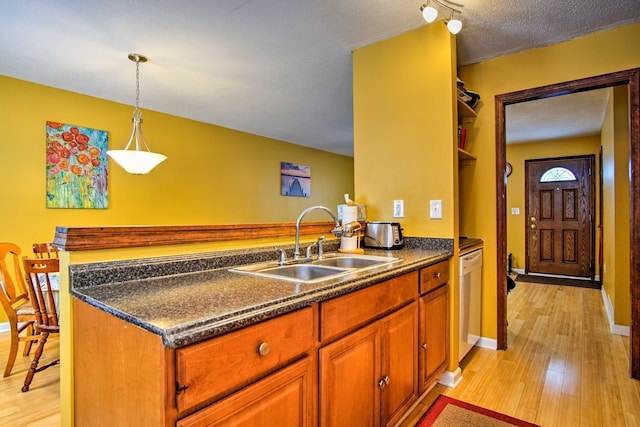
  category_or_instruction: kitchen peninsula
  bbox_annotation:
[67,232,453,426]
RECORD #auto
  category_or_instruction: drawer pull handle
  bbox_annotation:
[422,343,427,350]
[258,342,270,356]
[434,272,441,278]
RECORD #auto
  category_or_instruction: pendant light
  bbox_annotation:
[447,12,463,34]
[420,1,438,23]
[107,53,167,175]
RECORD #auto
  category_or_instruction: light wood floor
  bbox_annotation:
[0,334,60,427]
[1,282,639,426]
[400,281,640,427]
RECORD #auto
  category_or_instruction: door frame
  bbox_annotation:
[495,68,640,379]
[524,155,595,279]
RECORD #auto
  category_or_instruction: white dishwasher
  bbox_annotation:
[459,248,482,361]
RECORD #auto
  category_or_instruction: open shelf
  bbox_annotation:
[457,98,477,118]
[458,148,476,162]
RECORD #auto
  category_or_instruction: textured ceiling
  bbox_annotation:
[1,0,639,156]
[506,89,611,144]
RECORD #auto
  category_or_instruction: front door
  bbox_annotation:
[526,156,594,278]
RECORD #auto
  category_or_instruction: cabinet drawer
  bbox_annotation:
[176,307,314,414]
[419,261,449,295]
[178,357,314,427]
[320,271,417,343]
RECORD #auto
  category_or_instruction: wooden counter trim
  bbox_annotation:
[54,221,342,251]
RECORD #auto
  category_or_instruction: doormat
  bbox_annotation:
[415,395,540,427]
[515,274,600,289]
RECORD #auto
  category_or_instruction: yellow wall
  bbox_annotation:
[353,23,461,373]
[505,135,601,272]
[353,24,458,239]
[0,75,354,323]
[601,85,631,326]
[458,21,640,340]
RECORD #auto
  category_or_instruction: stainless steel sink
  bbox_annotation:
[313,255,392,269]
[242,264,348,282]
[230,253,401,283]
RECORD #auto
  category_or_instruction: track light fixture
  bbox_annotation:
[420,0,464,34]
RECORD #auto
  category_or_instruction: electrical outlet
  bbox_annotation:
[393,200,404,218]
[511,207,520,215]
[430,200,442,219]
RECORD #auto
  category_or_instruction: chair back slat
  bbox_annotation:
[0,242,29,303]
[32,243,59,259]
[22,258,59,329]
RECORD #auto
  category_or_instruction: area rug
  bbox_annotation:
[515,274,600,289]
[415,395,540,427]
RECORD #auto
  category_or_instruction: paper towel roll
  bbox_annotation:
[341,236,358,250]
[342,205,358,224]
[341,206,359,251]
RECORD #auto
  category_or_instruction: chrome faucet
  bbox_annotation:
[293,206,343,260]
[306,235,326,260]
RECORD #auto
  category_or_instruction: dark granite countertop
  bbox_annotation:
[70,237,453,348]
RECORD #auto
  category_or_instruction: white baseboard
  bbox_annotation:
[476,337,498,350]
[437,367,463,388]
[601,287,631,336]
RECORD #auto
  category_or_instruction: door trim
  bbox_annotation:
[495,68,640,379]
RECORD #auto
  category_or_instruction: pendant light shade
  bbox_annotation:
[107,53,167,175]
[421,3,438,23]
[447,17,463,34]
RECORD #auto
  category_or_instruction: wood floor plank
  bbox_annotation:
[0,335,60,427]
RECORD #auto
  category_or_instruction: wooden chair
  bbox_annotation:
[32,243,59,259]
[21,257,60,392]
[0,242,38,377]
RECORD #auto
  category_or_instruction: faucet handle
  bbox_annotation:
[305,241,318,259]
[316,235,326,260]
[274,247,287,265]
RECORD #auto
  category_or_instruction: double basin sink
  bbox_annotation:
[230,253,401,284]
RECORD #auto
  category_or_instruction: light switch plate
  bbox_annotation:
[430,200,442,219]
[393,200,404,218]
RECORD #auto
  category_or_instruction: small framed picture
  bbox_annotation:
[281,162,311,197]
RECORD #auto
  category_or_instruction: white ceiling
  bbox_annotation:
[1,0,639,157]
[506,89,612,144]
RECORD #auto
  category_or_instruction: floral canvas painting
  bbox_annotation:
[281,162,311,197]
[46,121,108,208]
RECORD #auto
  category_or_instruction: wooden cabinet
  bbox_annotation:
[318,272,418,427]
[177,357,314,427]
[418,261,450,393]
[175,307,314,415]
[73,259,451,427]
[73,300,315,426]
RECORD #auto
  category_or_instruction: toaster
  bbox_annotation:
[363,222,404,249]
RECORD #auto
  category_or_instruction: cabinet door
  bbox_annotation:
[418,284,449,393]
[319,321,381,427]
[177,357,314,427]
[380,302,418,427]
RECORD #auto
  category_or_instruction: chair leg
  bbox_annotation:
[22,332,49,392]
[3,325,20,378]
[22,322,35,357]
